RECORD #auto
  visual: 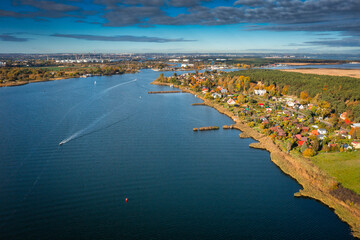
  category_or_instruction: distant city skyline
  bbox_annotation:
[0,0,359,53]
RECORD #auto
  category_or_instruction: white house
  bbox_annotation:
[287,101,295,107]
[254,89,266,96]
[352,123,360,128]
[202,88,209,94]
[0,61,6,67]
[212,93,222,98]
[221,89,228,94]
[318,129,327,135]
[351,141,360,149]
[227,99,236,105]
[181,63,194,68]
[317,134,327,140]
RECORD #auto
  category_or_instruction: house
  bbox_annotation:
[270,126,286,137]
[295,134,308,142]
[298,140,306,146]
[342,144,352,151]
[227,99,236,105]
[345,119,352,125]
[311,130,319,136]
[318,129,327,135]
[287,101,295,107]
[351,141,360,149]
[340,112,347,121]
[258,103,264,107]
[351,123,360,128]
[317,134,326,140]
[202,88,209,94]
[302,127,309,132]
[0,61,6,67]
[254,89,266,96]
[212,93,222,98]
[221,88,228,94]
[266,108,272,112]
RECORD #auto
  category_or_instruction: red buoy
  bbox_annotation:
[125,198,128,203]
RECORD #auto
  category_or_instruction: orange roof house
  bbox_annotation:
[311,130,319,136]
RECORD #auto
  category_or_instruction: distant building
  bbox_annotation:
[0,61,6,67]
[181,63,194,68]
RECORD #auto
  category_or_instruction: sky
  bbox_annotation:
[0,0,359,53]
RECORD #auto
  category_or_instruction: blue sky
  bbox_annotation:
[0,0,359,53]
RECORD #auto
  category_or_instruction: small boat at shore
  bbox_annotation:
[94,81,96,85]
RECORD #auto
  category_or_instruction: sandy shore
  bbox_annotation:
[152,80,360,238]
[280,68,360,79]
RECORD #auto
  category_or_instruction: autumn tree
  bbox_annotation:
[300,91,309,99]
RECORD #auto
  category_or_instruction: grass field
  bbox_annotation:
[312,151,360,194]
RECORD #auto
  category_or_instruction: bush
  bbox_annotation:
[322,144,330,152]
[303,148,315,157]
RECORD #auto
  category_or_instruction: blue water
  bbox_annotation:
[0,70,355,239]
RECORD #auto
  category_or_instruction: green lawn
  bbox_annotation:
[312,151,360,194]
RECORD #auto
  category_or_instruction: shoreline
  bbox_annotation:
[151,80,360,238]
[0,71,138,88]
[0,77,68,87]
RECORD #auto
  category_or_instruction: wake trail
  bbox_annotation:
[56,79,137,127]
[101,79,137,95]
[59,111,112,145]
[59,78,137,145]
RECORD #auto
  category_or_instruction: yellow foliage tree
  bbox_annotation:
[302,148,315,157]
[300,91,309,99]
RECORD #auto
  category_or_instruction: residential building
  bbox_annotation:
[254,89,266,96]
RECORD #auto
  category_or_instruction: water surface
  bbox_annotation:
[0,70,354,239]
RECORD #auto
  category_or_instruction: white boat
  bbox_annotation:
[94,81,96,85]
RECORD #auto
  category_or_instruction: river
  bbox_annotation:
[0,69,354,239]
